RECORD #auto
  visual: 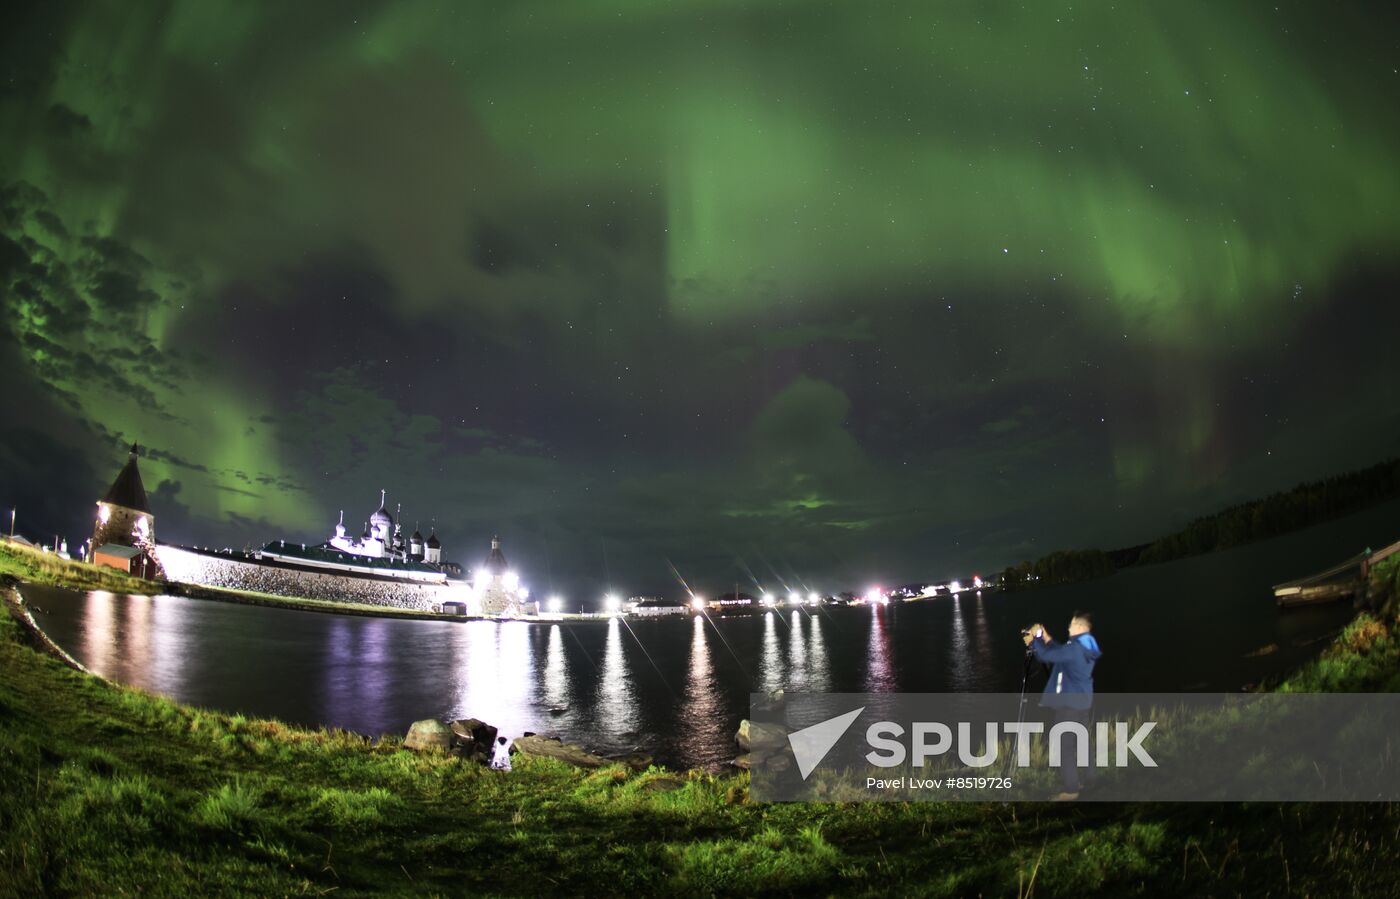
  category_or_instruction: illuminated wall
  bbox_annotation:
[155,545,468,613]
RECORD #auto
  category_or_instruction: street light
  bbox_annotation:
[604,594,621,615]
[547,595,563,613]
[761,592,775,607]
[690,594,706,611]
[808,591,820,605]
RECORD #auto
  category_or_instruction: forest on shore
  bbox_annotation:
[999,457,1400,590]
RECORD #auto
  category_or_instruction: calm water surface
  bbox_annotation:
[23,500,1397,769]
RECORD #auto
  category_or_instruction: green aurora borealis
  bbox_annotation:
[2,1,1399,593]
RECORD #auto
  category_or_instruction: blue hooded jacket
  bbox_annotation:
[1030,632,1102,710]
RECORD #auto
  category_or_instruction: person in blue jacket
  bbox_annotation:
[1023,612,1102,799]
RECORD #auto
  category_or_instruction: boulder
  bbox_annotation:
[451,719,500,762]
[513,734,612,768]
[732,752,791,773]
[750,721,787,756]
[450,718,499,760]
[607,751,655,772]
[736,719,786,757]
[403,719,453,752]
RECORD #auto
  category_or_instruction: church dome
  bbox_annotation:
[426,531,441,549]
[370,490,393,529]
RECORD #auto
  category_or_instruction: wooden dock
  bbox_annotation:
[1274,538,1400,608]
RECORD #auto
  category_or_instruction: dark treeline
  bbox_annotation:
[998,549,1114,590]
[1000,457,1400,591]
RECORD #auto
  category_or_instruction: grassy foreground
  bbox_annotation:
[0,540,167,597]
[1,580,1398,895]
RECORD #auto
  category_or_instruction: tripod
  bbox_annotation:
[1003,648,1041,779]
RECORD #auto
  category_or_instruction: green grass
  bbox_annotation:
[1,576,1398,896]
[0,539,166,595]
[1277,611,1400,692]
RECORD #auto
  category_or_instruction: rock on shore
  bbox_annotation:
[402,718,651,771]
[403,718,453,751]
[512,734,613,768]
[450,718,499,762]
[735,719,786,754]
[734,718,789,771]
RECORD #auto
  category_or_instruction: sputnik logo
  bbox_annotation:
[787,707,865,779]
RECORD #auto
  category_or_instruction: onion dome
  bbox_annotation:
[426,530,441,549]
[411,528,424,543]
[370,489,393,530]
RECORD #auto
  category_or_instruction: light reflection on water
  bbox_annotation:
[948,593,970,692]
[324,617,393,733]
[542,625,569,711]
[679,615,727,757]
[82,590,116,674]
[595,617,637,746]
[787,610,807,683]
[24,496,1389,769]
[807,613,830,693]
[863,604,894,691]
[149,594,192,697]
[759,611,783,694]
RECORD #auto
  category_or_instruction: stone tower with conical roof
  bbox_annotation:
[473,534,535,617]
[484,535,508,574]
[90,442,161,578]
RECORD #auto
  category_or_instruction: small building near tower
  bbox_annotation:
[90,443,161,579]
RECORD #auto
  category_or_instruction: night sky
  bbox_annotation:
[3,1,1399,599]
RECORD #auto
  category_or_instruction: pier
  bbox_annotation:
[1274,538,1400,607]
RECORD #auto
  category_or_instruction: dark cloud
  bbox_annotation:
[43,102,92,139]
[88,268,159,314]
[2,2,1400,596]
[0,180,188,420]
[0,234,27,280]
[143,447,209,473]
[148,479,193,538]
